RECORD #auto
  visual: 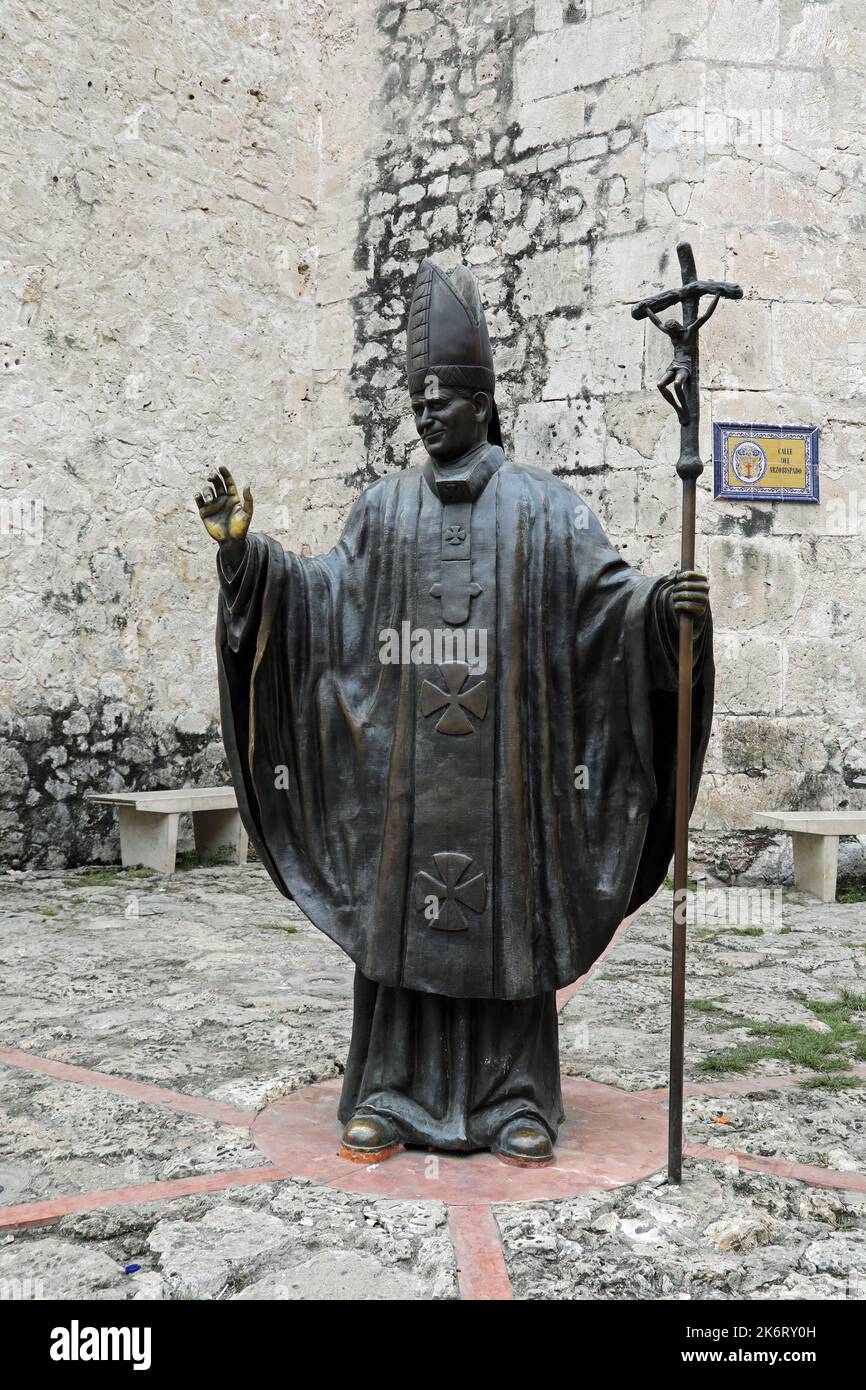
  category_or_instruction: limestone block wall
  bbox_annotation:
[2,0,864,878]
[339,0,866,881]
[0,0,379,864]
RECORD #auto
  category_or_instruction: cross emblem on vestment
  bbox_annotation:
[414,852,486,932]
[430,499,480,625]
[419,661,488,736]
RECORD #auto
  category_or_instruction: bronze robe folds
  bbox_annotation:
[217,443,713,1002]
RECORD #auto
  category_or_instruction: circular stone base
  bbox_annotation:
[253,1076,667,1204]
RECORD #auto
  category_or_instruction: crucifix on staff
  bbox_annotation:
[630,241,743,1183]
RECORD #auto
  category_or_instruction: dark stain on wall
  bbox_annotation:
[349,2,589,483]
[1,697,226,867]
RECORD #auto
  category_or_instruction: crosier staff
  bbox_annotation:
[630,241,742,1183]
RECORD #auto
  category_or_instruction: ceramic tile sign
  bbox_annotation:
[713,422,819,502]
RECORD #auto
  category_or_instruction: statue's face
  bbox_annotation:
[411,384,490,465]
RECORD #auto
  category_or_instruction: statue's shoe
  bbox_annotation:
[340,1113,402,1164]
[493,1117,555,1167]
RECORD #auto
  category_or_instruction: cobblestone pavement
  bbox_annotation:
[0,865,863,1300]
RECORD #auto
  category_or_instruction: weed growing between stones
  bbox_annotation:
[663,876,697,891]
[692,925,764,939]
[175,847,237,871]
[698,1042,772,1075]
[800,1074,864,1092]
[63,847,244,883]
[64,868,156,888]
[697,991,866,1082]
[686,997,730,1013]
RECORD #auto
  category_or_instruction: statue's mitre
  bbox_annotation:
[406,258,496,398]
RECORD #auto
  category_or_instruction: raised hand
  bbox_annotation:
[195,468,253,548]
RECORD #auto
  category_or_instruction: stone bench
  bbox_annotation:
[87,787,249,875]
[754,811,866,902]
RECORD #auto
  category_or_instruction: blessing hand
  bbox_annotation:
[195,467,253,547]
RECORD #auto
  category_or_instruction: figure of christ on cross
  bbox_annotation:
[643,294,720,426]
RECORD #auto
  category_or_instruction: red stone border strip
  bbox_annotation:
[0,1166,287,1233]
[0,1047,254,1126]
[447,1203,513,1301]
[685,1142,866,1195]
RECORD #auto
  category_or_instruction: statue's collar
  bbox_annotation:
[422,441,503,504]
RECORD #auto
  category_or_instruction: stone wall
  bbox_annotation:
[2,0,865,877]
[0,0,379,864]
[342,0,866,882]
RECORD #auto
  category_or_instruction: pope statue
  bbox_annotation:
[195,258,713,1166]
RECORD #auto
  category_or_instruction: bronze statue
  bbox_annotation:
[195,258,713,1166]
